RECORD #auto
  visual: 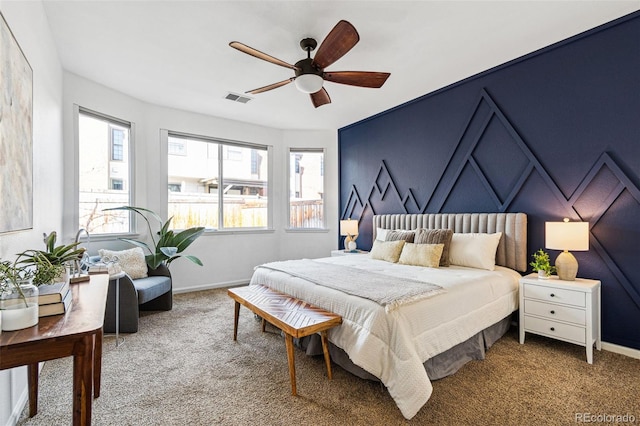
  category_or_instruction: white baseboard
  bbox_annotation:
[173,279,250,294]
[5,382,28,426]
[602,341,640,360]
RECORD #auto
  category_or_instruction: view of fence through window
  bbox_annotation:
[167,134,269,230]
[78,110,131,234]
[289,149,324,228]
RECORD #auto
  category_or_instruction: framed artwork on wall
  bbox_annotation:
[0,12,33,234]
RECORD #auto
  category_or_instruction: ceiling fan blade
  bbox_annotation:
[229,41,297,70]
[310,88,331,108]
[246,78,294,95]
[323,71,390,88]
[312,20,360,69]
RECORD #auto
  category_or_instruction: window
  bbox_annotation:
[111,128,124,161]
[289,149,324,229]
[167,133,270,230]
[168,140,186,156]
[78,109,132,234]
[110,179,124,190]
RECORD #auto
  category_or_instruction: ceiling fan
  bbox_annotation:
[229,20,390,108]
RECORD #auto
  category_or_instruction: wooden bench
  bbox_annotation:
[228,285,342,396]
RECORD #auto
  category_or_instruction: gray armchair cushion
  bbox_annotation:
[134,275,171,304]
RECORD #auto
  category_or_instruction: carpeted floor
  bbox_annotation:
[17,288,640,425]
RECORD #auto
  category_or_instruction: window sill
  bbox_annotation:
[284,228,330,233]
[203,228,275,236]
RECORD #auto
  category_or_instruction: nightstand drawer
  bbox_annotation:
[523,283,585,307]
[524,299,586,325]
[524,315,586,344]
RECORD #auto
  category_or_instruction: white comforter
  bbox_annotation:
[250,255,520,419]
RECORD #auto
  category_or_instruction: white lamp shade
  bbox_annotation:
[545,220,589,251]
[294,74,324,94]
[340,219,358,237]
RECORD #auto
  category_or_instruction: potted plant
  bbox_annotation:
[530,249,556,279]
[0,259,39,331]
[103,206,205,269]
[19,232,85,286]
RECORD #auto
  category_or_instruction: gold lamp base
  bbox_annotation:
[555,250,578,281]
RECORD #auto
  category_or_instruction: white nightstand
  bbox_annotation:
[331,249,369,257]
[519,273,601,364]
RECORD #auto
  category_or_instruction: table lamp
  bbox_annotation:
[340,219,359,252]
[545,218,589,281]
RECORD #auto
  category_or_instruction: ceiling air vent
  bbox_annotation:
[225,92,252,104]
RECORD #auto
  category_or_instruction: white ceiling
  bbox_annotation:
[41,1,639,130]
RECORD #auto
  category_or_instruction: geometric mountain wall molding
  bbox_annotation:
[339,12,640,348]
[341,89,640,314]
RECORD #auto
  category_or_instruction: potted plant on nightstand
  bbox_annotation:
[530,249,556,279]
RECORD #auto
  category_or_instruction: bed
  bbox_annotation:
[250,212,527,419]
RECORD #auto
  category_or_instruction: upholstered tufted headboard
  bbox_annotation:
[372,213,527,272]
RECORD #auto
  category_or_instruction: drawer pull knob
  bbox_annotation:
[550,310,555,314]
[550,327,555,331]
[550,293,555,297]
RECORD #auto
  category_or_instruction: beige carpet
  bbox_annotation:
[17,288,640,425]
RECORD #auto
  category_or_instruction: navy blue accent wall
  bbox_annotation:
[338,12,640,350]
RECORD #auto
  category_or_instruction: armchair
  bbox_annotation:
[102,262,173,333]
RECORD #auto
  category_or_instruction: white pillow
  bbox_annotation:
[98,247,148,279]
[376,227,389,241]
[398,243,444,268]
[369,239,405,263]
[448,232,502,271]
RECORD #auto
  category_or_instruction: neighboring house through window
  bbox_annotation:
[166,132,271,230]
[78,108,133,234]
[289,148,325,229]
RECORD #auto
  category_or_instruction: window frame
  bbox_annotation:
[74,105,136,238]
[161,129,273,233]
[287,147,327,231]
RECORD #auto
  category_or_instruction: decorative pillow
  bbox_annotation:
[448,232,503,271]
[369,240,405,263]
[385,230,415,243]
[399,243,444,268]
[414,228,454,267]
[376,228,389,241]
[98,247,148,279]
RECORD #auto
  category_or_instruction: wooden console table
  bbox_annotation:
[1,274,109,425]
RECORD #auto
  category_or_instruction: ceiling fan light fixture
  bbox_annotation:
[295,74,324,94]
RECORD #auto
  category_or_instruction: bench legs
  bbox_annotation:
[232,299,335,397]
[320,330,333,380]
[233,301,240,341]
[285,334,297,396]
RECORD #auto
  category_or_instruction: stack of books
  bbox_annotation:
[38,280,72,317]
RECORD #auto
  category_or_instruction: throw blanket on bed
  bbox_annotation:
[256,259,444,312]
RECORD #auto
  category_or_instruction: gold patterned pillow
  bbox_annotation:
[399,243,444,268]
[414,228,453,267]
[369,240,405,263]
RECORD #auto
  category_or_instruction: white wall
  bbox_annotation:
[0,1,64,425]
[62,73,339,292]
[1,4,337,423]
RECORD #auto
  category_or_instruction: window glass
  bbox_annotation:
[289,149,324,228]
[78,110,132,234]
[167,134,269,230]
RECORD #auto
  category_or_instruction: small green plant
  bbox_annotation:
[0,259,35,308]
[530,249,556,276]
[103,206,205,269]
[18,231,85,286]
